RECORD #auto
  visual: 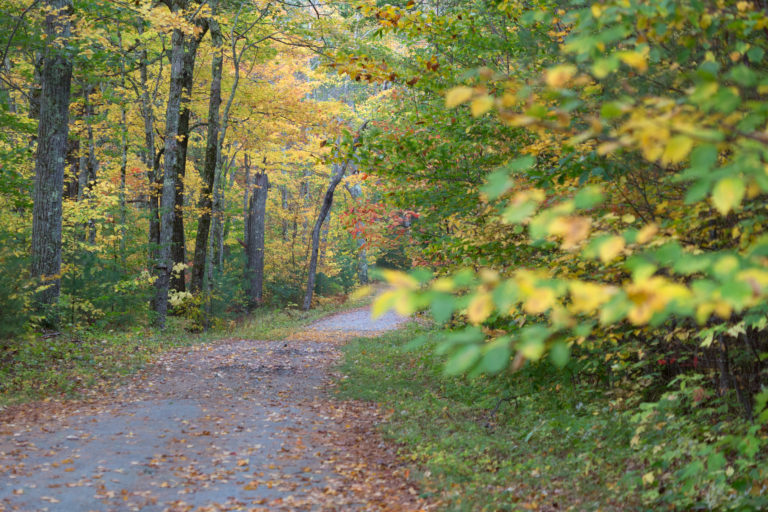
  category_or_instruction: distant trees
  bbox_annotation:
[2,0,375,330]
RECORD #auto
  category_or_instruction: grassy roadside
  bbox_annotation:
[336,323,644,512]
[0,294,369,407]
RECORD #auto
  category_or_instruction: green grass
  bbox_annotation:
[0,294,370,406]
[336,324,643,511]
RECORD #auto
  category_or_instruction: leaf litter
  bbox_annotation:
[0,308,435,511]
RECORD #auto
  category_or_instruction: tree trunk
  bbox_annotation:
[212,174,224,268]
[171,25,207,293]
[31,0,73,313]
[245,172,269,307]
[190,9,222,293]
[346,182,369,285]
[137,23,160,265]
[119,103,128,257]
[243,153,251,251]
[153,24,186,328]
[303,121,368,310]
[82,84,98,244]
[192,0,243,292]
[117,26,128,258]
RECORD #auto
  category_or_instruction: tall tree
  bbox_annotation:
[171,22,208,293]
[153,0,188,328]
[345,181,368,285]
[303,121,367,310]
[31,0,74,313]
[245,169,268,307]
[192,0,267,293]
[190,0,223,293]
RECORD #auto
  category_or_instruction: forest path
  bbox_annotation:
[0,308,429,512]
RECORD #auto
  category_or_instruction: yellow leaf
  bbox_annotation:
[523,287,556,314]
[545,65,577,88]
[394,290,417,316]
[371,290,397,318]
[619,51,647,72]
[479,269,500,284]
[520,339,546,360]
[642,471,655,485]
[470,95,494,117]
[636,223,658,244]
[381,269,419,289]
[350,285,373,301]
[661,135,694,165]
[433,277,455,292]
[621,214,636,224]
[548,216,592,249]
[569,281,617,314]
[467,292,494,324]
[598,236,625,263]
[711,176,745,215]
[445,86,474,108]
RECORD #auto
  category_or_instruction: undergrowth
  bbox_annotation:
[336,324,768,511]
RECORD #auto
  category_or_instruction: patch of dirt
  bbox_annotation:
[0,308,434,511]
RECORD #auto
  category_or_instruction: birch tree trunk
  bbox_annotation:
[153,24,186,328]
[31,0,73,313]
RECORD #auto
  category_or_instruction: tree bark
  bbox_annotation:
[31,0,73,313]
[80,83,98,244]
[137,22,160,265]
[245,171,269,307]
[171,27,206,293]
[192,0,245,293]
[346,182,369,285]
[190,8,223,293]
[153,23,186,328]
[303,121,368,310]
[243,153,251,251]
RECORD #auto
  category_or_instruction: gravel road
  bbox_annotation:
[0,307,423,512]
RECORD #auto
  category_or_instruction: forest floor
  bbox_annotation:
[0,308,434,512]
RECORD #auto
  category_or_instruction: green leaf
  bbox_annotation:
[747,47,765,64]
[690,144,718,169]
[436,327,484,355]
[482,168,513,200]
[479,337,512,374]
[680,460,704,480]
[707,451,726,472]
[601,101,625,119]
[592,56,618,78]
[403,335,429,352]
[685,179,711,204]
[502,201,537,224]
[506,155,536,173]
[517,325,550,360]
[729,65,757,87]
[549,341,570,368]
[444,344,482,375]
[573,185,604,209]
[430,293,455,325]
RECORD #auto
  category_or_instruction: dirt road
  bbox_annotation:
[0,308,428,511]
